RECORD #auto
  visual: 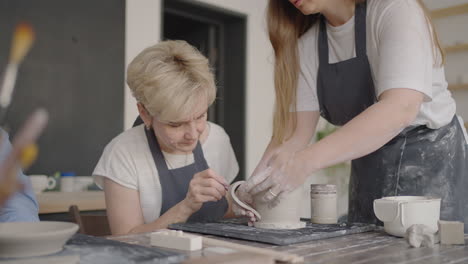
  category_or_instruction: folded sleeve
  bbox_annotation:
[295,29,320,112]
[93,139,138,190]
[204,124,239,184]
[0,130,39,222]
[0,173,39,222]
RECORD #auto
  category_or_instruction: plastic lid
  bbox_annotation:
[310,184,337,193]
[61,172,76,177]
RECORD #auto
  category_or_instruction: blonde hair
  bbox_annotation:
[267,0,445,144]
[127,40,216,122]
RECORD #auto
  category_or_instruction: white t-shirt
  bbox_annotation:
[93,122,239,223]
[296,0,456,129]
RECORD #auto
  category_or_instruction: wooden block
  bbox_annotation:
[438,220,465,245]
[150,230,202,251]
[203,246,237,255]
[0,255,80,264]
[182,252,274,264]
[203,237,303,263]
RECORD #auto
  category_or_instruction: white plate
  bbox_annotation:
[0,221,78,258]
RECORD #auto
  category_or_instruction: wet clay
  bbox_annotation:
[230,181,305,229]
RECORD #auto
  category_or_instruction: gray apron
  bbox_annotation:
[134,117,228,222]
[316,2,468,229]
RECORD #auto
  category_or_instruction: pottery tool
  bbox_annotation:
[0,22,35,125]
[150,230,202,251]
[183,252,274,264]
[170,220,376,246]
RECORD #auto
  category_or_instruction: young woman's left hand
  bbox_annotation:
[249,149,311,206]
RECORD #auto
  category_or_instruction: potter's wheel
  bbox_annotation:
[254,221,306,229]
[170,218,376,245]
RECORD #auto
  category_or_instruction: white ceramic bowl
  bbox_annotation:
[373,196,441,237]
[0,221,78,258]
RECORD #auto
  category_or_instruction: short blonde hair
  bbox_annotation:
[127,40,216,122]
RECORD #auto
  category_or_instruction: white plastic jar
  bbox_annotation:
[60,172,75,192]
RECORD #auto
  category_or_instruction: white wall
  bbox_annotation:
[124,0,161,130]
[124,0,274,176]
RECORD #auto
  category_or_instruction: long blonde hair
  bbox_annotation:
[268,0,445,144]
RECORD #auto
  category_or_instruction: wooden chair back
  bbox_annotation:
[68,205,111,236]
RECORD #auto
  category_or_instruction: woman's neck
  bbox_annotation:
[321,0,355,27]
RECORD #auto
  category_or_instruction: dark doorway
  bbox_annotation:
[163,0,247,181]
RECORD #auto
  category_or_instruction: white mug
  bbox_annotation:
[60,176,75,192]
[28,175,56,194]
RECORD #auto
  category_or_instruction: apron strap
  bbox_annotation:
[318,16,329,65]
[193,142,209,172]
[355,2,367,58]
[144,127,170,172]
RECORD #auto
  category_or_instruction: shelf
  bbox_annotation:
[448,84,468,91]
[465,122,468,130]
[431,3,468,19]
[444,43,468,53]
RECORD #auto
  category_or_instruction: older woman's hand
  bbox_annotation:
[182,168,229,214]
[230,185,257,223]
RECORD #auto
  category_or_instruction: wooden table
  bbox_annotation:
[37,191,106,214]
[108,230,468,263]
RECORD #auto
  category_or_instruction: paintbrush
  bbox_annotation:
[0,109,48,205]
[0,22,35,125]
[14,109,48,169]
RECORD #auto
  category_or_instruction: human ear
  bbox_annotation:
[137,103,153,129]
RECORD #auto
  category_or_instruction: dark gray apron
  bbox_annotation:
[316,2,468,229]
[138,120,227,222]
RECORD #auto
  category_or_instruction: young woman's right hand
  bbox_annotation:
[182,168,229,214]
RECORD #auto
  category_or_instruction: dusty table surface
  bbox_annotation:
[108,230,468,263]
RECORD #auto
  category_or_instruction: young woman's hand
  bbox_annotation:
[182,168,229,214]
[249,149,311,207]
[241,144,281,195]
[243,141,308,202]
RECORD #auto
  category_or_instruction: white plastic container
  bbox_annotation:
[373,196,441,237]
[60,174,75,192]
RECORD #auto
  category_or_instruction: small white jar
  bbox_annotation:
[310,184,337,224]
[60,174,75,192]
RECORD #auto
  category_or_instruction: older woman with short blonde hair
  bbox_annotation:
[93,40,239,235]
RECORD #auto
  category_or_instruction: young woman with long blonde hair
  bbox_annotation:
[240,0,467,227]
